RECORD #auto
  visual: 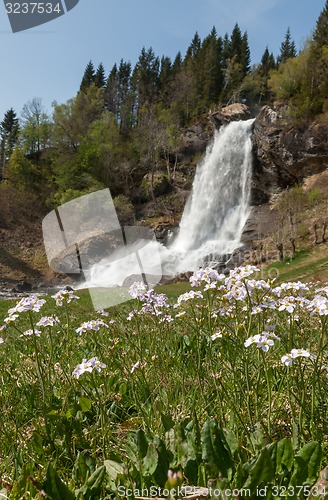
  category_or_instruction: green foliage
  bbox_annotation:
[113,194,135,225]
[0,266,328,496]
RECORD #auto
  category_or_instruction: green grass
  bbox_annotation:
[0,267,327,497]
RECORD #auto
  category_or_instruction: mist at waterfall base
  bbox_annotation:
[83,119,254,289]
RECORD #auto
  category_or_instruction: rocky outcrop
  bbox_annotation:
[251,105,328,204]
[210,103,251,128]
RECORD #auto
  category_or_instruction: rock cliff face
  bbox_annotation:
[251,105,328,204]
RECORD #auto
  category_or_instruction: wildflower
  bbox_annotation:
[281,353,294,366]
[20,329,41,338]
[244,334,261,347]
[281,348,315,366]
[211,331,223,341]
[76,319,109,335]
[256,336,274,352]
[0,337,4,344]
[290,348,313,359]
[189,267,222,287]
[175,290,203,306]
[278,297,297,313]
[52,289,79,306]
[130,360,147,373]
[4,313,19,323]
[128,281,147,300]
[307,295,328,316]
[8,296,46,316]
[72,357,106,379]
[36,316,60,327]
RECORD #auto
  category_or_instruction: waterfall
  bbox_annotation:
[170,118,254,272]
[76,119,254,296]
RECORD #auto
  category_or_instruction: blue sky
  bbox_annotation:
[0,0,325,120]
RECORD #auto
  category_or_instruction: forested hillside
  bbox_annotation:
[1,2,328,283]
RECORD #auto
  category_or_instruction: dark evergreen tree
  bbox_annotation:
[241,32,251,75]
[230,23,243,59]
[80,61,95,92]
[172,52,182,74]
[260,46,276,75]
[222,32,231,64]
[313,0,328,47]
[132,47,160,116]
[105,64,119,116]
[277,28,297,65]
[185,32,201,61]
[94,63,106,88]
[0,108,19,178]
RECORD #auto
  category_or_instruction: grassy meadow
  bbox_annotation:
[0,260,327,499]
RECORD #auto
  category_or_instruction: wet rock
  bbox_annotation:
[11,281,32,293]
[252,105,328,197]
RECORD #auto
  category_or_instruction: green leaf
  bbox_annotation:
[44,464,75,500]
[79,397,92,412]
[290,442,322,487]
[76,466,106,499]
[142,443,158,476]
[276,438,293,476]
[161,413,175,432]
[104,460,125,480]
[201,419,234,479]
[243,447,275,492]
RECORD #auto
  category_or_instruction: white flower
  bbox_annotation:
[244,334,261,347]
[52,289,79,306]
[4,313,19,323]
[128,281,147,300]
[211,331,223,341]
[72,356,106,379]
[75,319,109,335]
[8,296,46,315]
[290,348,312,359]
[0,337,4,344]
[175,290,203,306]
[20,329,41,338]
[256,336,274,352]
[36,316,60,327]
[281,353,294,366]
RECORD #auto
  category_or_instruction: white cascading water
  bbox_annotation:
[170,118,254,273]
[81,119,254,289]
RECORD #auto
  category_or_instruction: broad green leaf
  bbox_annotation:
[142,443,158,476]
[104,460,125,480]
[276,438,293,476]
[201,419,234,479]
[243,447,275,492]
[43,464,75,500]
[290,442,322,487]
[79,397,92,412]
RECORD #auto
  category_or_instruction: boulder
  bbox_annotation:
[210,103,251,128]
[139,172,172,201]
[11,281,32,293]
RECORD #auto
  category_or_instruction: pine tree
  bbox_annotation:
[94,63,106,88]
[241,32,251,76]
[0,108,19,178]
[313,0,328,47]
[260,46,276,75]
[105,64,119,116]
[132,47,160,115]
[80,61,95,92]
[185,32,201,61]
[277,28,297,65]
